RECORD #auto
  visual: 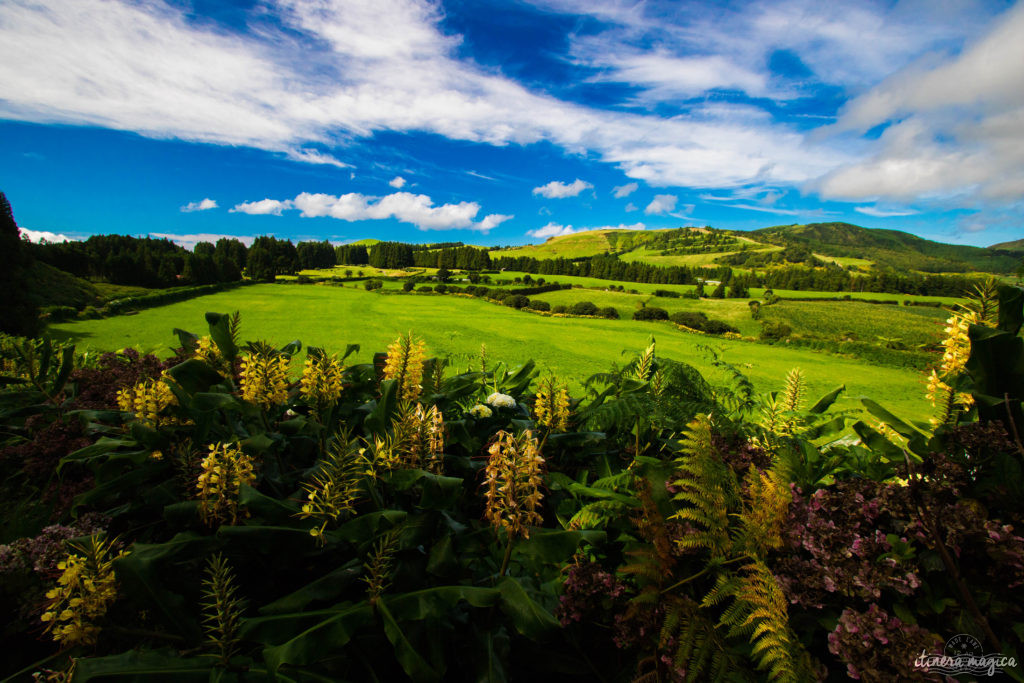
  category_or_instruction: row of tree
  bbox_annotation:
[490,253,976,296]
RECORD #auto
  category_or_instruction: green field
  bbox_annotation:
[48,283,936,423]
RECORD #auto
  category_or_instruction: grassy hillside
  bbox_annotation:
[748,222,1019,273]
[990,238,1024,252]
[490,230,619,259]
[25,261,99,309]
[47,283,935,422]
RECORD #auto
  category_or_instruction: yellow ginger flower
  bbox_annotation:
[300,353,345,408]
[116,377,178,426]
[484,430,545,540]
[196,442,257,526]
[239,346,290,408]
[41,536,127,647]
[874,420,907,448]
[940,314,972,376]
[533,376,571,432]
[383,333,426,402]
[194,335,221,366]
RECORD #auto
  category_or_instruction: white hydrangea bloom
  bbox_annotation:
[486,392,516,409]
[469,404,493,419]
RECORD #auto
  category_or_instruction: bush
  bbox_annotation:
[505,295,529,309]
[632,307,669,321]
[364,279,383,291]
[670,311,709,328]
[417,285,433,293]
[653,289,680,298]
[597,307,620,319]
[569,301,598,316]
[435,283,448,294]
[760,321,792,341]
[702,320,738,335]
[402,280,416,292]
[552,305,568,314]
[527,300,551,312]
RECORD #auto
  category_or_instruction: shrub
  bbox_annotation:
[402,280,415,292]
[653,289,680,298]
[597,307,619,319]
[632,307,668,321]
[364,279,383,291]
[505,295,529,309]
[528,300,551,312]
[552,305,568,314]
[569,301,598,316]
[670,311,709,328]
[760,321,792,341]
[702,320,738,335]
[417,285,433,293]
[435,283,448,294]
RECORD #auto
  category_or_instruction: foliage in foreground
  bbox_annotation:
[0,286,1022,681]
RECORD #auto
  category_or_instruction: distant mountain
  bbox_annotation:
[990,238,1024,252]
[746,222,1020,273]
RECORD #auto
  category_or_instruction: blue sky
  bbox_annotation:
[1,0,1022,249]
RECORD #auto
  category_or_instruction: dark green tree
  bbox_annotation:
[0,192,38,335]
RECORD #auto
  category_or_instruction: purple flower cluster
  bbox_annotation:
[775,480,922,608]
[827,604,944,681]
[556,560,627,626]
[0,512,109,578]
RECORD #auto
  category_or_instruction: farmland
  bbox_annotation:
[48,282,937,422]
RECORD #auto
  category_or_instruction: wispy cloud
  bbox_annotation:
[180,198,218,212]
[532,179,593,199]
[612,181,638,198]
[644,194,677,215]
[854,205,919,218]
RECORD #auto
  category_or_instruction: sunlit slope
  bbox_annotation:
[48,284,934,423]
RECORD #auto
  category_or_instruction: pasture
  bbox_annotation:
[48,283,936,422]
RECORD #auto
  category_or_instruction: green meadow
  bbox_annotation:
[49,283,935,422]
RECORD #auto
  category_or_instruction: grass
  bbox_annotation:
[47,283,936,423]
[619,245,782,268]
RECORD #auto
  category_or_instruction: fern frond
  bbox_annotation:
[736,467,792,557]
[632,338,657,383]
[660,595,749,683]
[711,561,807,682]
[669,415,736,558]
[591,471,637,492]
[568,500,632,530]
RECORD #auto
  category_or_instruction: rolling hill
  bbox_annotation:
[990,238,1024,253]
[747,222,1020,273]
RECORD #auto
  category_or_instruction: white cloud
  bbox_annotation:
[0,0,843,192]
[532,179,594,199]
[389,176,407,188]
[818,3,1024,205]
[180,198,218,212]
[478,214,514,231]
[149,232,256,249]
[527,222,578,239]
[19,227,74,243]
[644,194,678,214]
[854,206,919,218]
[243,190,504,231]
[285,149,350,168]
[527,221,647,239]
[624,202,637,212]
[613,182,638,198]
[230,198,294,215]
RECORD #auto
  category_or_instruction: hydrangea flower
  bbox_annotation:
[469,404,493,419]
[486,392,516,409]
